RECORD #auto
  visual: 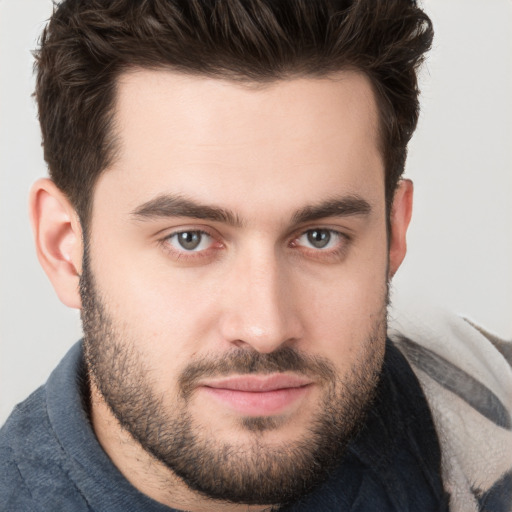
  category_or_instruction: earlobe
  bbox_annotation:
[388,179,413,278]
[29,178,83,309]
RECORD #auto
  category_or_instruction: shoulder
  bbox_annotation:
[388,299,512,512]
[0,443,38,511]
[0,387,51,510]
[0,386,90,511]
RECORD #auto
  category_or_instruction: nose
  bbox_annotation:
[218,248,303,353]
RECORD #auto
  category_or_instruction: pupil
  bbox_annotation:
[307,229,330,248]
[178,231,201,250]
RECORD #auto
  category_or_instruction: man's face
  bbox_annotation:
[82,70,392,505]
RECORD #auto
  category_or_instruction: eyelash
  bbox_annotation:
[160,229,221,261]
[159,227,350,262]
[290,229,350,261]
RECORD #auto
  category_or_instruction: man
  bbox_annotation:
[1,1,510,511]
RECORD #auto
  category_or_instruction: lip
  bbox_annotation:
[199,374,313,416]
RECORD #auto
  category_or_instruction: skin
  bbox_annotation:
[30,69,413,511]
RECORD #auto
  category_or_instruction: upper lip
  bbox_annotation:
[200,374,313,392]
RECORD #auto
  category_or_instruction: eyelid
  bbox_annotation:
[167,229,213,251]
[159,226,224,260]
[291,225,350,243]
[157,224,351,263]
[289,227,351,261]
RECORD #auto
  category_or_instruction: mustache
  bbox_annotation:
[178,347,337,399]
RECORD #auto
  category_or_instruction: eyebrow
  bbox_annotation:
[131,194,243,227]
[292,195,372,224]
[131,193,372,226]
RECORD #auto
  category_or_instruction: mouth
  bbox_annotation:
[199,374,314,416]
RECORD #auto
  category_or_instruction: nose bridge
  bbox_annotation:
[220,243,300,352]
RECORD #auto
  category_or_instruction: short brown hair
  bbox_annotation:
[35,0,433,228]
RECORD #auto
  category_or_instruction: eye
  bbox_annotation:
[166,230,213,252]
[295,228,344,250]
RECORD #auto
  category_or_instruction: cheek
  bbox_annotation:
[298,271,387,335]
[88,238,223,374]
[293,239,389,360]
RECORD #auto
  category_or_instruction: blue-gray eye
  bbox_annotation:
[296,229,342,250]
[168,231,212,251]
[307,229,331,248]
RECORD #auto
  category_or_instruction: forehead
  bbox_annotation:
[96,69,384,222]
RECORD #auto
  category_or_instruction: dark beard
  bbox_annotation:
[80,250,385,506]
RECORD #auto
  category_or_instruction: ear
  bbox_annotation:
[388,179,413,278]
[29,178,83,309]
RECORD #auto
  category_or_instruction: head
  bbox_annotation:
[35,0,432,230]
[30,0,432,509]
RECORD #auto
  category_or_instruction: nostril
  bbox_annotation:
[231,339,250,349]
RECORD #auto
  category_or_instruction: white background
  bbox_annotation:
[1,0,511,425]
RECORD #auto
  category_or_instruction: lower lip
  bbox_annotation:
[201,385,311,416]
